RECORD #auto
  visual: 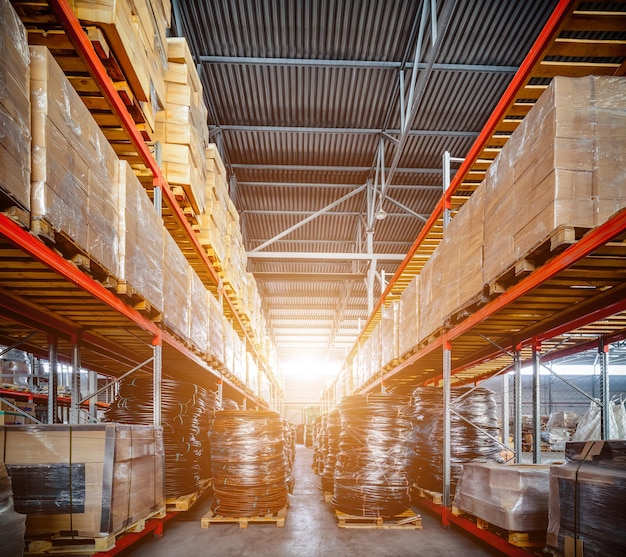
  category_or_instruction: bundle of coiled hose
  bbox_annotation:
[320,408,341,494]
[332,394,415,518]
[210,410,288,517]
[411,386,500,495]
[105,374,221,497]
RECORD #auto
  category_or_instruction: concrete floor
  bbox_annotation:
[120,447,500,557]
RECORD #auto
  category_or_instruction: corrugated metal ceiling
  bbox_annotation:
[172,0,562,366]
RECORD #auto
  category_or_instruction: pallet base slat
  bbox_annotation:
[334,508,422,530]
[201,506,287,529]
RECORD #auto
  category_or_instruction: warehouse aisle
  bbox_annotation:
[120,447,499,557]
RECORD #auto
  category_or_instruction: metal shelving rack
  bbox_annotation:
[0,0,282,428]
[343,1,626,555]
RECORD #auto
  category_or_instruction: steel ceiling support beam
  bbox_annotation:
[250,184,366,252]
[231,163,441,174]
[242,209,429,218]
[238,181,443,191]
[222,126,479,138]
[246,252,406,261]
[384,196,428,222]
[377,0,457,217]
[198,55,516,73]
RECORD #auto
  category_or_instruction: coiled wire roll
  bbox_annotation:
[332,394,415,518]
[105,374,220,497]
[313,414,327,475]
[411,386,500,495]
[320,408,341,494]
[210,410,288,517]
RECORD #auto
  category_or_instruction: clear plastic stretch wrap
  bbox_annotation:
[0,460,25,557]
[321,409,341,494]
[105,375,218,498]
[232,332,246,385]
[1,424,164,538]
[483,76,626,286]
[283,421,296,491]
[411,386,501,496]
[222,316,235,375]
[0,0,31,211]
[547,440,626,557]
[381,300,400,369]
[162,229,191,341]
[209,410,288,517]
[399,275,419,358]
[188,269,210,356]
[260,370,271,405]
[418,246,444,343]
[117,160,164,312]
[333,394,415,518]
[246,352,259,396]
[207,290,224,366]
[453,463,550,532]
[30,46,120,277]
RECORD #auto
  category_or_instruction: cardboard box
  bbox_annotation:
[1,424,164,538]
[399,275,420,357]
[162,230,191,341]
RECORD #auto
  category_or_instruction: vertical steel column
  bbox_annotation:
[88,370,97,421]
[502,372,510,452]
[70,332,81,424]
[153,336,162,427]
[532,341,541,464]
[442,151,451,229]
[599,337,610,440]
[47,335,58,424]
[217,377,223,406]
[514,349,523,463]
[442,338,452,513]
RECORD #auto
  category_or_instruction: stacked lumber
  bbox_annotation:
[155,37,209,216]
[0,0,30,213]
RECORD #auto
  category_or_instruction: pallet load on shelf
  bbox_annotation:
[381,300,400,370]
[207,290,225,368]
[0,460,25,557]
[188,267,210,357]
[453,463,550,536]
[224,197,249,304]
[1,424,164,539]
[162,229,191,342]
[260,369,271,406]
[547,440,626,557]
[199,144,229,263]
[30,45,120,281]
[232,330,247,387]
[117,160,164,313]
[223,317,235,378]
[72,0,170,131]
[399,275,419,358]
[246,352,259,397]
[484,75,626,287]
[0,0,30,214]
[154,37,209,217]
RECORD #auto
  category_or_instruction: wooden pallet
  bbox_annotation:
[201,506,286,529]
[487,224,587,297]
[166,480,211,512]
[26,535,116,555]
[411,485,443,505]
[451,506,546,548]
[335,508,422,530]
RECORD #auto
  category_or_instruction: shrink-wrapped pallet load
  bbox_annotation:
[0,0,31,212]
[453,463,550,533]
[162,230,191,341]
[484,76,626,286]
[547,440,626,557]
[208,290,225,367]
[0,461,25,557]
[188,269,210,356]
[30,46,120,279]
[117,160,164,313]
[1,424,164,539]
[381,300,400,370]
[399,275,420,357]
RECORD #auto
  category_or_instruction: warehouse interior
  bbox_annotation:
[1,0,626,556]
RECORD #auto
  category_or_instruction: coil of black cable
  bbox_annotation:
[411,386,500,496]
[209,410,288,517]
[105,374,217,497]
[320,408,341,494]
[332,393,414,518]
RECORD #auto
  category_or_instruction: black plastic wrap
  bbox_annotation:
[209,410,288,517]
[313,415,327,475]
[411,386,500,496]
[320,409,341,494]
[105,375,220,497]
[547,440,626,557]
[333,394,415,518]
[0,461,25,557]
